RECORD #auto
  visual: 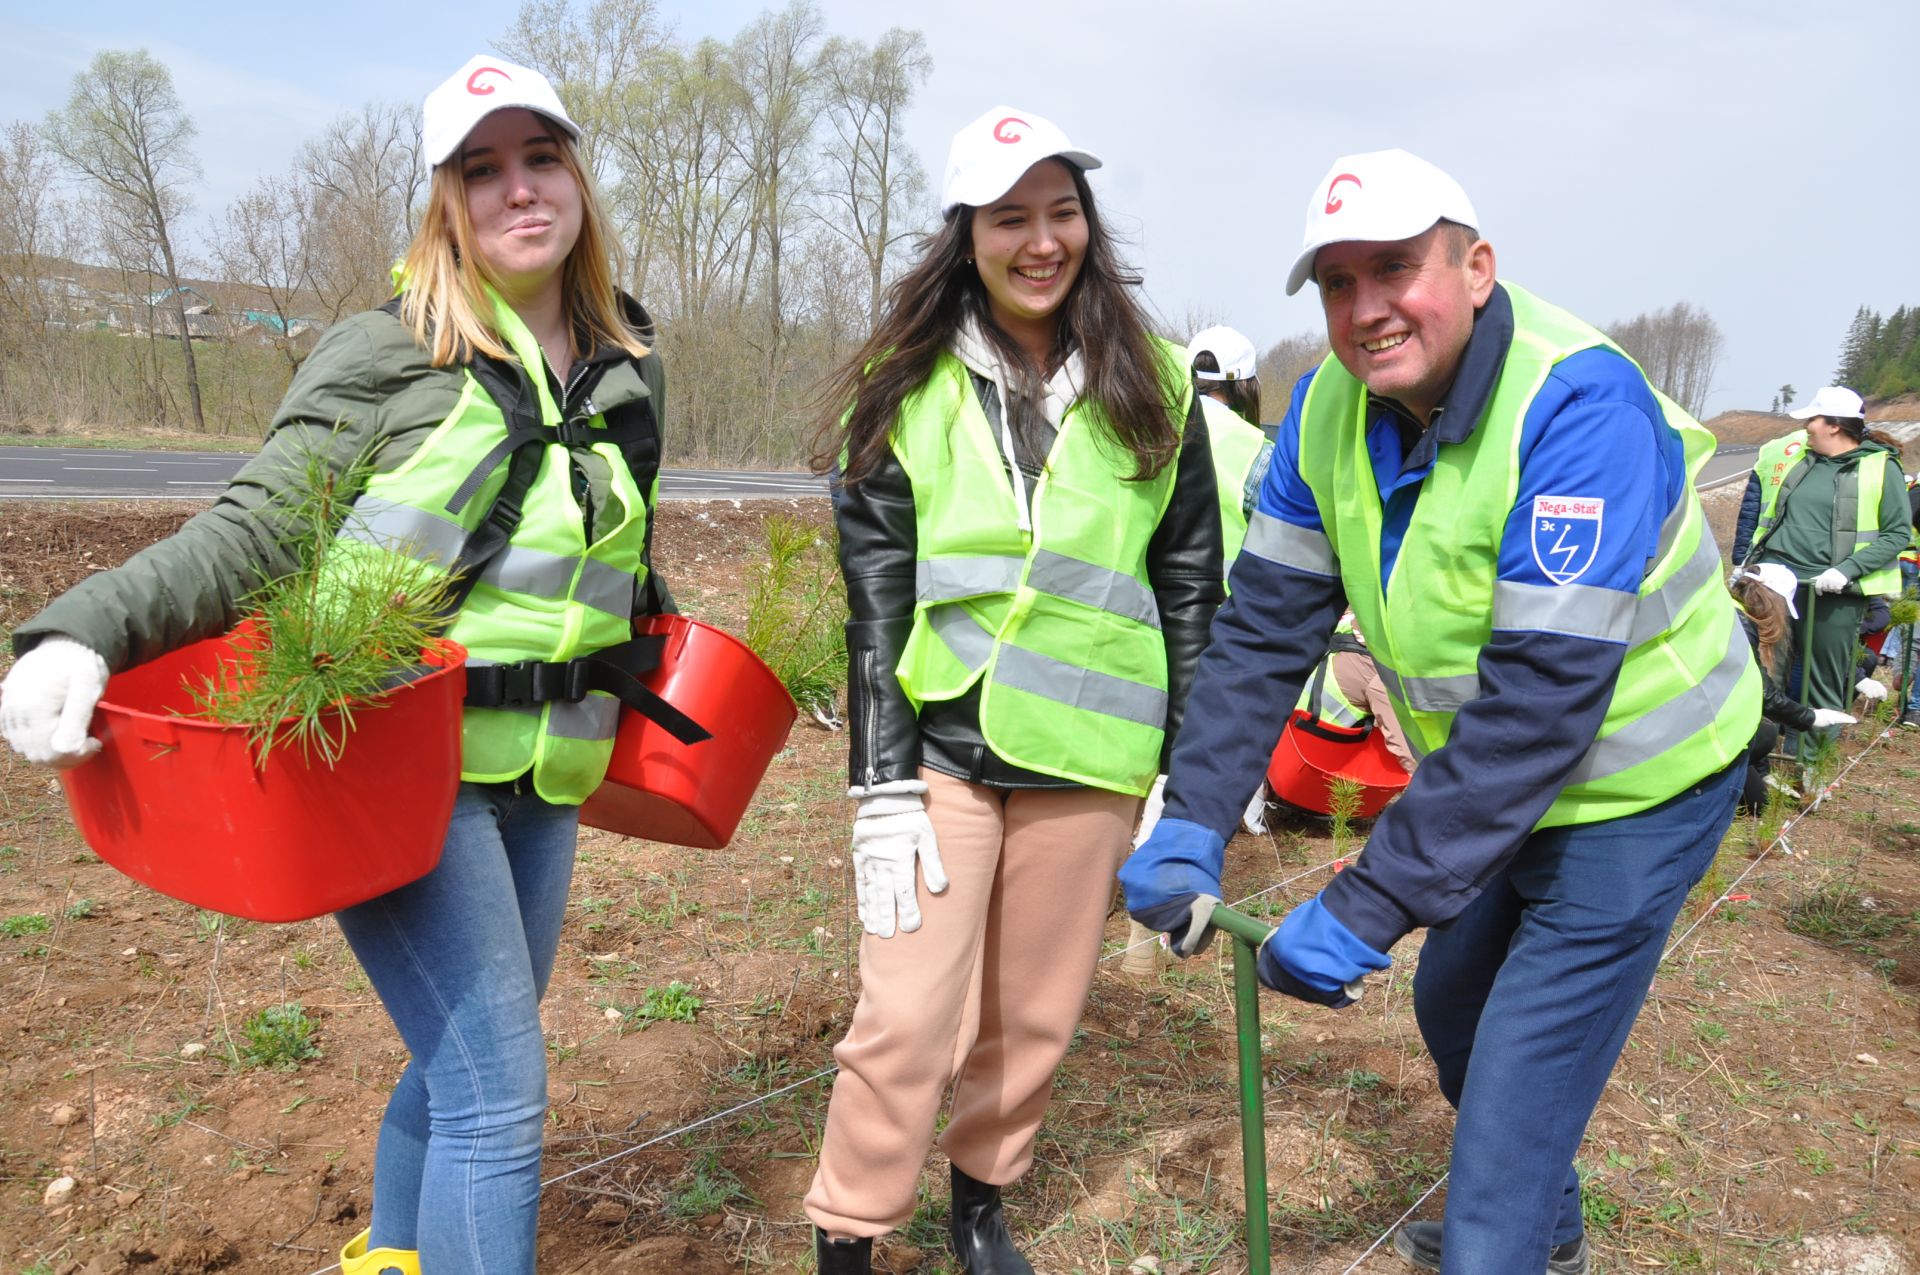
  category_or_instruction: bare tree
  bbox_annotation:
[0,123,64,334]
[297,103,422,323]
[645,41,756,320]
[729,1,824,457]
[499,0,670,179]
[213,172,314,369]
[1258,330,1330,399]
[0,121,75,416]
[1604,301,1724,418]
[812,28,931,324]
[44,49,207,431]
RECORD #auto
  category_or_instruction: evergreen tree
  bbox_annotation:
[1836,304,1876,387]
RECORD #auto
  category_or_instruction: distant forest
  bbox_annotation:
[1837,305,1920,400]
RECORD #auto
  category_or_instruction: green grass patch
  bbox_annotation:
[236,1002,322,1070]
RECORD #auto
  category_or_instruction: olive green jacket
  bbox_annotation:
[13,303,669,670]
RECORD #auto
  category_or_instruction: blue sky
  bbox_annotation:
[5,0,1916,416]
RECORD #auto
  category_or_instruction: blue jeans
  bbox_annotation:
[334,781,578,1273]
[1412,759,1741,1274]
[1881,623,1920,713]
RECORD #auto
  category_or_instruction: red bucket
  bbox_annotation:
[1265,708,1409,818]
[578,615,797,848]
[58,628,466,922]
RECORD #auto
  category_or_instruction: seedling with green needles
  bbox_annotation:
[185,431,457,765]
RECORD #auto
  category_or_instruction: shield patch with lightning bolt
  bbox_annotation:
[1531,495,1604,585]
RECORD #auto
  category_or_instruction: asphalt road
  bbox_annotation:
[0,445,826,502]
[0,441,1755,502]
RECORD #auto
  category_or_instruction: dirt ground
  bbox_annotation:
[1,494,1918,1275]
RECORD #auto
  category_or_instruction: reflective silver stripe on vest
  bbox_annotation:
[1374,660,1480,714]
[918,556,1023,602]
[1562,618,1748,786]
[480,549,635,619]
[1027,550,1161,630]
[994,643,1168,729]
[1492,580,1635,644]
[339,496,468,567]
[1627,527,1721,649]
[547,694,621,741]
[1321,697,1367,728]
[921,553,1160,629]
[930,603,997,672]
[1242,510,1337,577]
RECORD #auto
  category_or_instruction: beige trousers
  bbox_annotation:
[803,769,1136,1237]
[1331,649,1416,773]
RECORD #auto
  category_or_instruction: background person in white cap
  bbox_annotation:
[803,105,1222,1275]
[1120,147,1759,1274]
[1731,384,1909,753]
[1186,323,1262,428]
[1728,563,1854,807]
[2,52,679,1275]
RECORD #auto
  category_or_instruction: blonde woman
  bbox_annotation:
[0,54,673,1275]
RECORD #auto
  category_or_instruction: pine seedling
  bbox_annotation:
[186,432,458,765]
[742,514,849,718]
[1800,731,1842,799]
[1328,775,1365,859]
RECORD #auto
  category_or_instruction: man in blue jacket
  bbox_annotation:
[1120,150,1756,1275]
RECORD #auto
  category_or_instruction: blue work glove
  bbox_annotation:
[1255,895,1392,1009]
[1118,817,1227,956]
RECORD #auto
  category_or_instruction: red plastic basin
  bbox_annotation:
[1266,708,1409,818]
[59,628,466,922]
[578,615,797,848]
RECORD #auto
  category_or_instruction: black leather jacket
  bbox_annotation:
[836,385,1224,789]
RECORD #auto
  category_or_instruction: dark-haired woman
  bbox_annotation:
[803,106,1222,1275]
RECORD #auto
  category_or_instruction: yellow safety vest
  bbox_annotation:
[890,341,1191,796]
[1276,283,1757,827]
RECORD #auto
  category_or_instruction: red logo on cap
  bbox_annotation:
[992,117,1027,144]
[467,66,513,95]
[1325,173,1362,214]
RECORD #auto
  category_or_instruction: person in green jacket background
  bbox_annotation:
[1733,384,1908,757]
[0,54,676,1275]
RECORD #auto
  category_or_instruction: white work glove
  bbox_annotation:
[1811,708,1857,728]
[1855,678,1888,703]
[1132,773,1168,849]
[848,779,947,937]
[1241,783,1270,836]
[1813,567,1850,595]
[0,638,110,769]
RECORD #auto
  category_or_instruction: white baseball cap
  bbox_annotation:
[1788,385,1865,421]
[423,54,581,169]
[1285,148,1479,296]
[1738,563,1800,618]
[1187,325,1259,382]
[940,107,1101,216]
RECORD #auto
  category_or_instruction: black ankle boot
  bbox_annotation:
[815,1227,872,1274]
[949,1164,1034,1275]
